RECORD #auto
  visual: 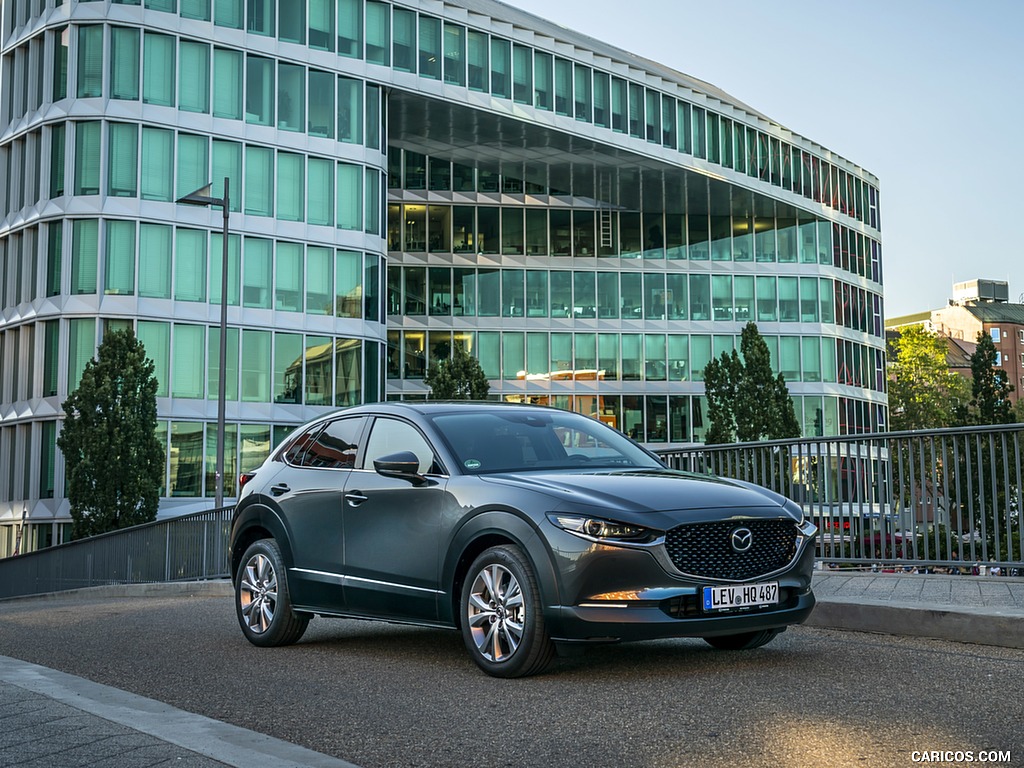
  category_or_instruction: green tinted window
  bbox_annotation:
[137,321,170,397]
[43,322,60,396]
[309,0,334,51]
[143,33,175,106]
[336,250,361,318]
[181,0,210,19]
[110,27,140,100]
[246,55,274,125]
[337,76,362,143]
[336,162,362,230]
[277,62,304,131]
[274,333,303,403]
[170,422,204,496]
[490,38,510,98]
[73,121,100,195]
[443,23,465,86]
[68,318,96,390]
[141,127,173,201]
[208,327,239,401]
[70,219,98,293]
[244,145,273,216]
[306,246,333,315]
[242,330,270,401]
[139,224,171,299]
[337,0,362,58]
[107,123,138,197]
[277,152,304,222]
[242,237,271,308]
[209,232,240,306]
[308,70,335,137]
[213,48,242,119]
[77,26,103,98]
[275,241,303,312]
[104,220,136,295]
[308,157,334,226]
[179,41,210,113]
[176,134,208,199]
[174,228,206,301]
[46,221,62,297]
[418,16,440,79]
[366,1,390,65]
[211,139,241,212]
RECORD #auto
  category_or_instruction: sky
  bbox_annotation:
[506,0,1024,318]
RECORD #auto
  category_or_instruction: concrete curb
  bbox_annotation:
[0,579,234,603]
[805,597,1024,649]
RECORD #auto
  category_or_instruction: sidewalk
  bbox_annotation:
[806,570,1024,649]
[0,655,358,768]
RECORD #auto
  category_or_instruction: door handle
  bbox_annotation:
[270,483,290,497]
[345,491,368,506]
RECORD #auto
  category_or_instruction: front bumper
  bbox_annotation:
[548,584,815,644]
[543,522,817,644]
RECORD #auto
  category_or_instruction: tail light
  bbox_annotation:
[239,471,257,489]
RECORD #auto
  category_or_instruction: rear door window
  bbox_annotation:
[301,417,366,469]
[281,425,324,466]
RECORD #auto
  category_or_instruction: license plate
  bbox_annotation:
[703,582,779,612]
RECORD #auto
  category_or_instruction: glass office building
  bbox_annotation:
[0,0,885,553]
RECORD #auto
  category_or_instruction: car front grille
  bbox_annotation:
[664,518,799,581]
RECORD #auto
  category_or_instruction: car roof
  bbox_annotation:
[347,401,563,417]
[297,401,567,426]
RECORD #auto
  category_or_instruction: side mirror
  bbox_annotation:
[373,450,428,486]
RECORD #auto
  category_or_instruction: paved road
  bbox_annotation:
[0,590,1021,768]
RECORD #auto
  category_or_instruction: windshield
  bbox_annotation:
[430,409,665,474]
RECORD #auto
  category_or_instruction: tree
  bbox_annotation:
[964,331,1014,426]
[703,349,742,444]
[424,343,490,400]
[947,332,1017,559]
[58,329,164,539]
[887,325,970,431]
[703,322,800,444]
[1013,397,1024,425]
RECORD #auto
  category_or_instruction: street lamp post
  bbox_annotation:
[177,178,230,510]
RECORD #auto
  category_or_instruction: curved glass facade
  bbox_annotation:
[0,0,884,552]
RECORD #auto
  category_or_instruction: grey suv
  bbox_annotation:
[229,402,816,677]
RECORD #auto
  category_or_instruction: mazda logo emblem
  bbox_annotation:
[730,527,753,553]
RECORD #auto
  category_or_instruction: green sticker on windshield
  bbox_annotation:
[465,459,481,470]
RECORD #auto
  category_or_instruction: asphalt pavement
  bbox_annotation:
[1,571,1022,768]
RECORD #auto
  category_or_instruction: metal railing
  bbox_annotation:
[2,423,1023,599]
[656,423,1024,570]
[0,507,234,600]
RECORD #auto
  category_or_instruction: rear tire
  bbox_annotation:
[703,628,781,651]
[235,538,309,647]
[461,545,555,678]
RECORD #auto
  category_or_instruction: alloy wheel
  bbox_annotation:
[467,563,525,663]
[239,552,278,634]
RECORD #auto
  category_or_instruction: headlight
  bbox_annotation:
[547,513,656,544]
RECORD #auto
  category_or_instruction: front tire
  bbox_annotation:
[461,545,555,678]
[703,628,781,651]
[235,538,309,647]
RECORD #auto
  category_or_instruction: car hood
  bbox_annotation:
[479,468,794,519]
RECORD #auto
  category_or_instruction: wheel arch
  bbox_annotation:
[442,508,560,629]
[229,502,292,584]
